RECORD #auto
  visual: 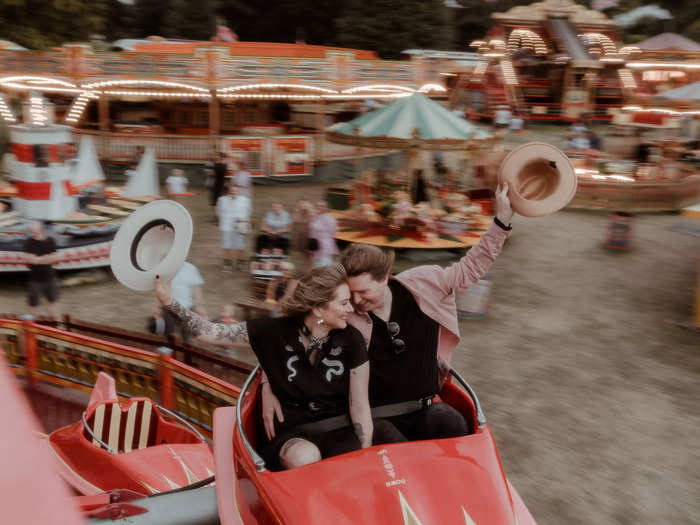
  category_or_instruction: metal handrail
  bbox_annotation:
[156,403,210,446]
[82,411,117,454]
[82,401,209,454]
[448,368,487,429]
[236,366,267,472]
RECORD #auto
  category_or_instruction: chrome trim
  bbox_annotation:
[448,369,486,428]
[81,411,116,454]
[236,365,267,472]
[155,403,210,446]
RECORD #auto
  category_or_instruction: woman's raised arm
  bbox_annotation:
[155,276,249,345]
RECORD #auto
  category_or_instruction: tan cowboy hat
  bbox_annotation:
[499,142,577,217]
[110,200,192,291]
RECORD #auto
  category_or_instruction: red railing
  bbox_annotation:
[0,315,254,435]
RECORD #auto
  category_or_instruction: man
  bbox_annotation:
[233,158,252,199]
[346,183,513,444]
[257,201,291,253]
[160,261,207,342]
[262,184,514,442]
[216,184,251,272]
[336,183,514,442]
[211,152,228,208]
[23,221,60,319]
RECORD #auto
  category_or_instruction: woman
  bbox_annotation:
[155,264,373,470]
[292,200,314,255]
[307,200,338,268]
[216,183,251,272]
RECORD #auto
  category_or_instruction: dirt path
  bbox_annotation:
[1,135,699,523]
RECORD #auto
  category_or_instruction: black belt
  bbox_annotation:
[291,397,434,434]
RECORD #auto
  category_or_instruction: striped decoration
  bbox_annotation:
[87,400,158,453]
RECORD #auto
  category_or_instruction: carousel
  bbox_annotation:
[0,95,159,272]
[326,93,496,250]
[567,83,700,212]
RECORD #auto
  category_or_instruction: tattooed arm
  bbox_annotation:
[166,299,249,345]
[349,362,373,449]
[155,276,249,345]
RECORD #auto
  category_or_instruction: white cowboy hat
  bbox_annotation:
[110,200,192,291]
[499,142,577,217]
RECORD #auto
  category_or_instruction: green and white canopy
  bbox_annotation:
[326,93,492,150]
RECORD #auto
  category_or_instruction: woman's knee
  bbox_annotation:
[279,438,322,469]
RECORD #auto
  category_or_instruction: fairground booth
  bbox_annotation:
[0,39,447,178]
[449,0,700,124]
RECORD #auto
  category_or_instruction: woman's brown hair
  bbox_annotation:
[280,263,348,317]
[340,244,395,281]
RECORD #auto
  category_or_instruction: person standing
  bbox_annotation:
[217,184,251,272]
[165,168,188,197]
[292,200,315,255]
[307,200,338,268]
[211,152,228,207]
[233,158,253,199]
[23,221,60,319]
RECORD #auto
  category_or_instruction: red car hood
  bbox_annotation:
[255,429,517,525]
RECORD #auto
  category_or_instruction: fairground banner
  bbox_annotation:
[270,136,313,177]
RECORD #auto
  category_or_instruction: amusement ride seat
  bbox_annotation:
[84,399,159,454]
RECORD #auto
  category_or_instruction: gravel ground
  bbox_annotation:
[1,125,699,524]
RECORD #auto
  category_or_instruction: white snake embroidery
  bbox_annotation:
[329,346,342,357]
[286,355,299,382]
[284,344,294,353]
[321,358,344,382]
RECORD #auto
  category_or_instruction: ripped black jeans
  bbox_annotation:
[372,402,471,444]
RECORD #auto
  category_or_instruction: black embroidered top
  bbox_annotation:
[247,316,367,413]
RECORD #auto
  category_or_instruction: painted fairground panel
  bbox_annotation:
[30,324,161,398]
[270,136,314,177]
[226,136,265,176]
[167,361,240,434]
[0,50,65,75]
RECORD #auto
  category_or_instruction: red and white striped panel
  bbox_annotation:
[87,400,158,453]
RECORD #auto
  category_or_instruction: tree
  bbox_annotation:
[0,0,107,49]
[336,0,453,59]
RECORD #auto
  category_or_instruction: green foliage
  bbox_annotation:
[337,0,453,59]
[0,0,698,53]
[137,0,217,40]
[0,0,106,48]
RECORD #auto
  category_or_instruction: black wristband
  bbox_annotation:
[494,216,512,231]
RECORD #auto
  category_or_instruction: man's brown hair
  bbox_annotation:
[340,244,395,281]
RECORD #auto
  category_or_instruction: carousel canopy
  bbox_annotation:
[326,92,492,150]
[634,33,700,52]
[656,81,700,102]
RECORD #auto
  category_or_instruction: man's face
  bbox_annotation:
[229,185,239,196]
[347,272,388,313]
[271,202,282,213]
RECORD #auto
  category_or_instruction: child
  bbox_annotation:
[166,168,189,197]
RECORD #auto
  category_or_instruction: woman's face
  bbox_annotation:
[316,283,353,330]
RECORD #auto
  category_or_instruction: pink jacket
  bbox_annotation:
[347,222,508,367]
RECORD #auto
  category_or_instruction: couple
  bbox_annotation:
[155,184,513,470]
